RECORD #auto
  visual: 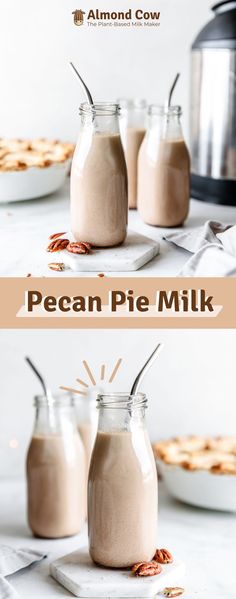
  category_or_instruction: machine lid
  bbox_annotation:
[192,0,236,49]
[213,1,236,13]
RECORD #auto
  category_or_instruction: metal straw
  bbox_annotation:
[167,72,180,108]
[25,355,54,413]
[69,61,94,105]
[130,343,163,396]
[167,73,180,108]
[163,72,180,138]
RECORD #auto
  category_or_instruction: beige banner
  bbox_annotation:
[0,277,235,329]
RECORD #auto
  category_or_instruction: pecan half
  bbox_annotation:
[49,232,67,240]
[131,561,162,577]
[67,241,92,255]
[153,549,173,564]
[47,238,69,252]
[163,587,185,597]
[80,241,92,251]
[48,262,65,272]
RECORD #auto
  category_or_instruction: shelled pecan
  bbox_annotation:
[163,587,185,597]
[49,232,67,240]
[47,238,69,252]
[131,561,162,577]
[48,262,65,271]
[66,241,92,255]
[153,548,173,564]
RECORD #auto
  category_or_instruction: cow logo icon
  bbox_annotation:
[72,9,86,26]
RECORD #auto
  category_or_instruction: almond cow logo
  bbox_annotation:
[72,9,86,26]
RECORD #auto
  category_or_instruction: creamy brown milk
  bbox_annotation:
[88,430,157,567]
[71,133,128,247]
[124,128,145,209]
[138,138,190,227]
[27,433,86,538]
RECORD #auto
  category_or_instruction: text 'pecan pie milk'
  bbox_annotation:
[26,394,86,539]
[71,103,128,247]
[88,393,157,568]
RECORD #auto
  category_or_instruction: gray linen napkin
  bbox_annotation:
[0,545,46,598]
[164,221,236,276]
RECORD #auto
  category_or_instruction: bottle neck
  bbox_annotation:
[96,393,147,433]
[148,105,184,140]
[80,102,121,135]
[33,394,77,437]
[118,99,147,128]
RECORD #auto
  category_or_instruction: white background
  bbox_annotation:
[0,0,213,141]
[1,328,236,477]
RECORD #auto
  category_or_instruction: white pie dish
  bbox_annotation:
[157,459,236,513]
[0,160,71,203]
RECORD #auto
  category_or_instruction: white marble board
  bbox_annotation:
[59,230,160,272]
[50,548,185,598]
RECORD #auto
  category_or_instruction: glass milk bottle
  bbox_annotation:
[88,393,157,568]
[26,393,86,539]
[71,103,128,247]
[138,105,190,227]
[119,99,147,209]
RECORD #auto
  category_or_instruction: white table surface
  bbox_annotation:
[1,181,236,277]
[0,478,235,599]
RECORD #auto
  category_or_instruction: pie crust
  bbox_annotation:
[0,138,75,172]
[153,436,236,475]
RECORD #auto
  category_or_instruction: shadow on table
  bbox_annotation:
[0,522,31,538]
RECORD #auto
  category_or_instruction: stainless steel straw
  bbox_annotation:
[25,356,55,425]
[167,72,180,108]
[130,343,163,395]
[69,61,94,105]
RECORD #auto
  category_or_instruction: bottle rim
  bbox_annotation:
[97,392,147,409]
[79,102,120,116]
[118,98,147,111]
[34,391,74,407]
[149,104,182,117]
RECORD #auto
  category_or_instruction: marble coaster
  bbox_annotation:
[61,230,160,272]
[50,547,185,598]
